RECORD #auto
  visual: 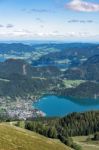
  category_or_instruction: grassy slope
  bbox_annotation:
[63,80,85,88]
[0,123,71,150]
[72,136,99,150]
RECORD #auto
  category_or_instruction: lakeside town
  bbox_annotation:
[0,97,46,120]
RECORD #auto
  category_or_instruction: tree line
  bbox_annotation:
[16,111,99,149]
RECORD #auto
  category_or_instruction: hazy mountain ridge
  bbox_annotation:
[0,43,99,100]
[32,43,99,68]
[1,55,99,99]
[0,59,63,98]
[0,59,61,78]
[64,55,99,81]
[0,43,99,70]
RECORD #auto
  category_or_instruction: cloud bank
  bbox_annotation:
[66,0,99,12]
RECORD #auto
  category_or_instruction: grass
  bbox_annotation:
[72,136,99,150]
[0,123,71,150]
[63,80,85,88]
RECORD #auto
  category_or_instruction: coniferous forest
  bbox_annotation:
[16,111,99,149]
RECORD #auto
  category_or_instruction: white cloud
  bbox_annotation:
[0,28,99,40]
[66,0,99,12]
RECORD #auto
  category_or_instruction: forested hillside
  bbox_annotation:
[0,123,71,150]
[17,111,99,149]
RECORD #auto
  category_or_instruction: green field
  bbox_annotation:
[63,80,85,88]
[0,123,71,150]
[72,136,99,150]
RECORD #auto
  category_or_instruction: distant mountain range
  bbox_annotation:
[0,43,99,99]
[0,43,99,69]
[64,55,99,81]
[31,43,99,68]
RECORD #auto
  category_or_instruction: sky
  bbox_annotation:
[0,0,99,42]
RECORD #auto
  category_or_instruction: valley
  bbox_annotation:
[0,43,99,120]
[0,42,99,150]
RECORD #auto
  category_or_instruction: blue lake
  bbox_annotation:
[33,95,99,117]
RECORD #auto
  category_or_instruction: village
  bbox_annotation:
[0,97,46,120]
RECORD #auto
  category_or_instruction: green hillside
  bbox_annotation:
[72,136,99,150]
[0,123,71,150]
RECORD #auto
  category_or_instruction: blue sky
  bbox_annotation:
[0,0,99,42]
